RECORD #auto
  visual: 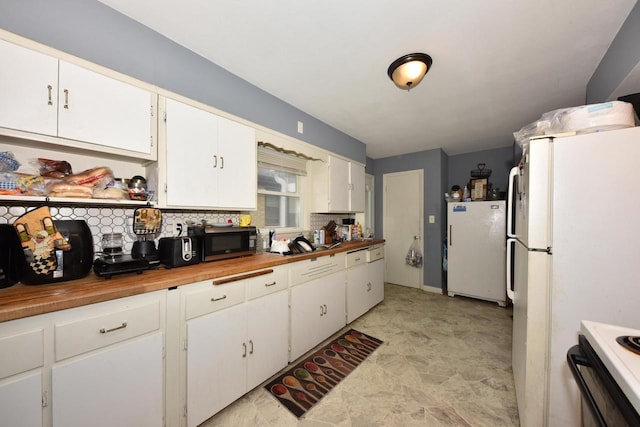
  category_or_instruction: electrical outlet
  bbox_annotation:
[428,215,436,224]
[297,121,304,134]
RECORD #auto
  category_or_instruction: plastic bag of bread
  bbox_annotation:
[35,158,73,178]
[46,181,93,198]
[92,186,128,199]
[65,167,113,187]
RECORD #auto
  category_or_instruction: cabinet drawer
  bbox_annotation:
[290,252,345,287]
[55,301,160,361]
[346,249,367,268]
[367,245,385,262]
[0,329,44,379]
[185,280,245,320]
[246,268,288,300]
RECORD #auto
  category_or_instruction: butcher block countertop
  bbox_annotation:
[0,239,384,323]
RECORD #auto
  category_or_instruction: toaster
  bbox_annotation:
[158,236,200,268]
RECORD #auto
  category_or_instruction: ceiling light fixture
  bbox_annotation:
[387,53,433,91]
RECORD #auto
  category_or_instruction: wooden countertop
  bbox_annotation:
[0,239,384,323]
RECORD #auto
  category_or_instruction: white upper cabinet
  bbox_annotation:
[349,162,365,212]
[161,98,256,210]
[310,155,365,213]
[0,39,58,136]
[57,61,154,157]
[0,38,156,161]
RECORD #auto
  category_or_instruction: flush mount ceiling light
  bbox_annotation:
[387,53,433,90]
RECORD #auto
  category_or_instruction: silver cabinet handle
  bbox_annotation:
[323,304,327,315]
[100,321,127,334]
[320,305,324,317]
[265,281,277,287]
[367,282,372,291]
[47,85,53,105]
[220,156,224,169]
[249,340,254,354]
[211,294,227,302]
[63,89,69,109]
[242,342,247,358]
[213,155,218,168]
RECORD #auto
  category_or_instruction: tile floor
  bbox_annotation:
[200,283,520,426]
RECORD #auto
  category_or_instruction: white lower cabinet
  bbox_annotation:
[0,325,44,427]
[290,269,347,361]
[50,292,165,427]
[346,245,385,323]
[51,333,163,427]
[183,268,289,427]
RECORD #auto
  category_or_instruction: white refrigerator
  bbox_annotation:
[507,126,640,426]
[447,200,506,307]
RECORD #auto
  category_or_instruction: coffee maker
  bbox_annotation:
[93,208,162,278]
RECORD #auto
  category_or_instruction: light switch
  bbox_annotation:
[428,215,436,224]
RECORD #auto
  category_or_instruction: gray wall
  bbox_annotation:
[587,1,640,103]
[370,149,448,290]
[447,146,514,196]
[0,0,366,164]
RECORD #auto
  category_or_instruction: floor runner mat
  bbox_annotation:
[264,328,383,417]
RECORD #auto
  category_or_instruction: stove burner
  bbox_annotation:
[616,336,640,356]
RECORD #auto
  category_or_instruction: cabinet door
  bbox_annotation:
[217,117,256,209]
[290,278,325,361]
[187,304,246,427]
[57,61,153,155]
[346,263,370,323]
[290,271,346,361]
[165,98,219,207]
[0,373,42,427]
[328,156,349,212]
[320,271,347,338]
[52,332,163,427]
[349,162,366,212]
[246,290,288,390]
[0,39,58,135]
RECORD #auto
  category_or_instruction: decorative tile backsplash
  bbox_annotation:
[0,204,354,254]
[0,204,239,254]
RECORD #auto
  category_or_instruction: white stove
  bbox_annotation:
[581,320,640,414]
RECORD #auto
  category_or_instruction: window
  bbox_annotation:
[258,168,301,228]
[255,145,308,230]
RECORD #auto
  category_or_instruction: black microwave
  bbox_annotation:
[188,225,256,262]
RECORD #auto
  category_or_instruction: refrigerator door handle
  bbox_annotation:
[506,238,516,301]
[507,166,519,238]
[449,225,452,245]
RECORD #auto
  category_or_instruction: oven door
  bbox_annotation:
[567,335,640,427]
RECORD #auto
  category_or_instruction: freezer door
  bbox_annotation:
[509,138,552,250]
[448,201,506,306]
[511,241,550,427]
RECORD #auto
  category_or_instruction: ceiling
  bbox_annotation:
[98,0,636,158]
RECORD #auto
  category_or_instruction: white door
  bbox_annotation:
[217,117,257,209]
[52,333,163,427]
[165,98,219,207]
[246,290,288,390]
[383,170,423,288]
[0,39,58,135]
[57,61,152,155]
[187,304,247,427]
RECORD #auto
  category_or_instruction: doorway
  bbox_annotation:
[383,170,423,288]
